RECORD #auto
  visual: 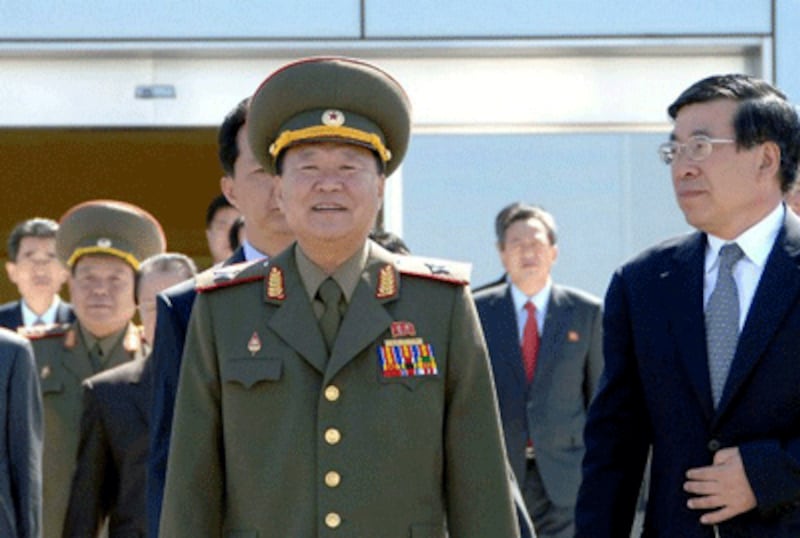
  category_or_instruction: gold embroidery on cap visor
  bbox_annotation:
[268,125,392,164]
[66,246,141,270]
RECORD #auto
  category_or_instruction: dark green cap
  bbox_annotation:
[248,56,412,176]
[56,200,166,270]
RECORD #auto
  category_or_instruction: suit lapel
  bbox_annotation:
[495,286,527,389]
[13,303,23,329]
[61,326,95,382]
[667,233,715,420]
[129,358,151,424]
[224,246,247,265]
[715,214,800,417]
[532,286,571,393]
[56,302,73,324]
[266,251,329,374]
[325,247,396,384]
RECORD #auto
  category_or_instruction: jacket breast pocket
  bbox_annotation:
[222,358,282,389]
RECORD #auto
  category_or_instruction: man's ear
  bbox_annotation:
[220,175,237,209]
[758,141,781,178]
[5,261,17,285]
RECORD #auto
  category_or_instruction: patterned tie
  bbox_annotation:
[317,278,343,352]
[705,243,745,406]
[521,301,540,384]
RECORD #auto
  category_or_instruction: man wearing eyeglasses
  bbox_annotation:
[575,74,800,537]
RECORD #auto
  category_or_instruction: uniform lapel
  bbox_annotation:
[715,214,800,418]
[324,247,395,384]
[61,325,95,382]
[106,323,140,369]
[667,233,715,421]
[266,251,329,374]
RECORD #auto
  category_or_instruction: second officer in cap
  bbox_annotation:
[22,200,165,538]
[160,57,521,537]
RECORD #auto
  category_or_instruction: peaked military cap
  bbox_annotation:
[248,56,412,177]
[56,200,166,270]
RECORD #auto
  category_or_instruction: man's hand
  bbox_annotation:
[684,447,757,525]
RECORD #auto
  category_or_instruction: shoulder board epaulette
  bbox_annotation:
[18,322,72,340]
[196,260,266,293]
[394,255,472,285]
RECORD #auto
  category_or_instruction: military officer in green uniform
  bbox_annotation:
[160,57,521,537]
[21,200,166,538]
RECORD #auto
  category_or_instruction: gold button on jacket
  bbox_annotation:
[160,244,519,537]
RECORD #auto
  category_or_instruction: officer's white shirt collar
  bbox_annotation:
[21,295,62,326]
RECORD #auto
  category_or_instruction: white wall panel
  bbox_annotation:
[0,44,761,127]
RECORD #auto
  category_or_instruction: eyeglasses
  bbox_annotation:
[657,135,736,165]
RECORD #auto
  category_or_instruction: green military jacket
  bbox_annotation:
[25,321,145,538]
[161,242,520,538]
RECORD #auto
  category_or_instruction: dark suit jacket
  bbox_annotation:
[62,357,151,538]
[146,246,245,538]
[0,299,74,330]
[576,211,800,537]
[474,282,603,506]
[0,329,42,538]
[472,273,507,293]
[30,321,145,538]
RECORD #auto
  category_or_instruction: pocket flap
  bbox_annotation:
[223,358,282,389]
[39,375,64,394]
[410,523,445,538]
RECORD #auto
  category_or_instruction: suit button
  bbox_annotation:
[325,471,341,488]
[324,428,342,445]
[708,439,721,452]
[325,512,341,528]
[324,385,340,402]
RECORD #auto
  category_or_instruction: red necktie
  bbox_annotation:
[521,301,539,384]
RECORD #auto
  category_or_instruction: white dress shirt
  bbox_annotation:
[704,203,784,330]
[509,279,552,344]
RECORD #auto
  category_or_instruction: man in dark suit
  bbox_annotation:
[0,328,42,538]
[146,97,295,537]
[0,218,73,330]
[576,74,800,537]
[62,253,196,538]
[474,203,603,538]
